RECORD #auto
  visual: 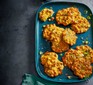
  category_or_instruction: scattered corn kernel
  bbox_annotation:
[85,41,88,44]
[67,76,72,79]
[82,40,88,45]
[48,18,51,21]
[43,25,46,28]
[39,51,43,55]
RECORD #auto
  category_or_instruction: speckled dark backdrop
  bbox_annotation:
[0,0,93,85]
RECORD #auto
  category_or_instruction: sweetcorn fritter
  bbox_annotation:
[51,38,69,53]
[71,16,90,33]
[43,24,69,53]
[41,52,64,77]
[62,45,93,79]
[76,45,93,63]
[56,7,81,26]
[45,61,64,77]
[39,8,54,22]
[62,49,84,68]
[62,28,77,45]
[43,24,56,41]
[71,58,92,79]
[43,24,64,42]
[41,52,58,66]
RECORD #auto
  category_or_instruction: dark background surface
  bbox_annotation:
[0,0,93,85]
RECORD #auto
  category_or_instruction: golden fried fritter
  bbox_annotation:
[50,26,64,42]
[71,16,90,33]
[62,28,77,45]
[39,8,54,22]
[45,61,64,77]
[62,45,93,79]
[43,24,69,53]
[41,52,64,77]
[43,24,56,41]
[41,52,58,66]
[51,39,69,53]
[56,7,81,26]
[76,45,93,63]
[62,49,84,68]
[43,24,64,42]
[71,58,92,79]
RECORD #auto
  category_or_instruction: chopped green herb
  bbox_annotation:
[84,52,88,55]
[84,50,90,56]
[84,75,90,79]
[60,53,63,56]
[87,16,91,20]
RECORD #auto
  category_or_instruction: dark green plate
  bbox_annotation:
[35,1,93,83]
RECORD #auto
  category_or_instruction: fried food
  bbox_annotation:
[62,49,84,68]
[50,26,64,42]
[71,16,90,33]
[71,58,92,79]
[51,39,69,53]
[76,45,93,63]
[45,60,64,77]
[43,24,56,41]
[62,28,77,45]
[43,24,69,53]
[62,45,93,79]
[39,6,93,79]
[41,52,58,67]
[41,52,64,77]
[39,8,54,22]
[43,24,64,42]
[56,7,81,26]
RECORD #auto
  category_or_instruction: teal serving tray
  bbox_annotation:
[35,1,93,83]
